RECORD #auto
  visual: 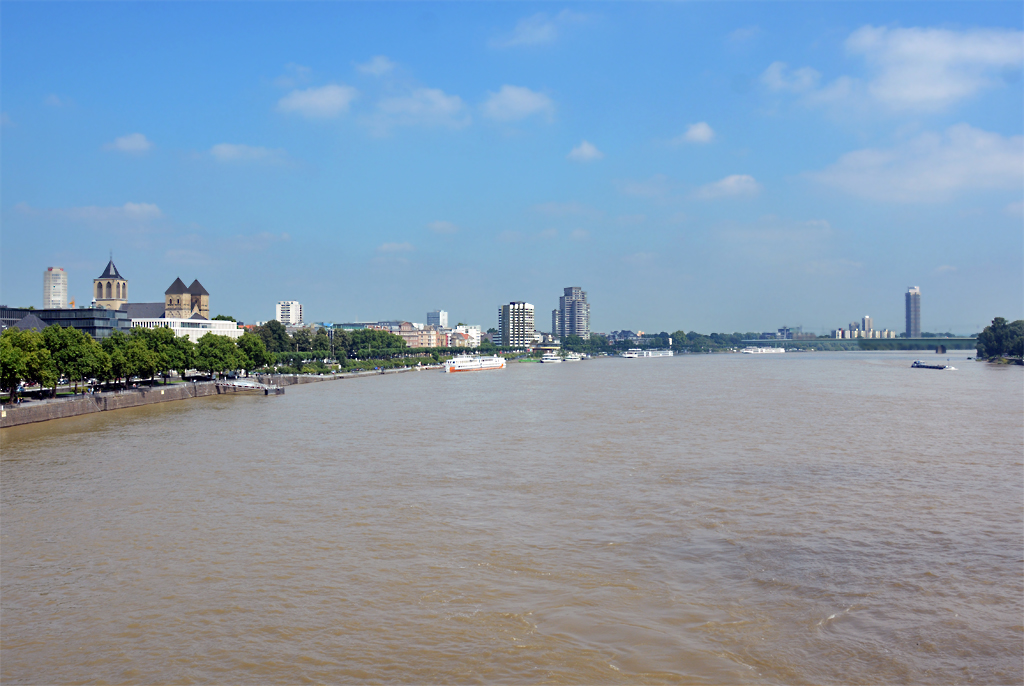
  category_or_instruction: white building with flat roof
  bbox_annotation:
[43,267,68,309]
[131,317,242,343]
[276,300,303,326]
[498,302,535,347]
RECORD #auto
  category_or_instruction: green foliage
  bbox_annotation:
[42,324,95,392]
[1,328,56,393]
[347,329,407,358]
[237,332,273,373]
[212,314,236,321]
[194,333,243,377]
[976,318,1024,360]
[312,327,331,353]
[291,328,313,352]
[253,320,291,353]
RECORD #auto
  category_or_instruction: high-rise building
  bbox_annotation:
[552,286,590,340]
[862,315,872,333]
[43,267,68,309]
[277,301,303,326]
[427,310,448,329]
[93,258,128,311]
[905,287,921,338]
[498,302,534,347]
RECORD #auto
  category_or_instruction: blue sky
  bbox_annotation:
[2,2,1021,334]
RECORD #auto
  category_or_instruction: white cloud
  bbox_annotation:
[570,229,590,241]
[105,133,152,154]
[376,88,469,129]
[1006,201,1024,216]
[673,122,715,145]
[1,112,12,126]
[210,143,285,163]
[567,140,603,162]
[481,85,554,122]
[808,124,1023,202]
[377,242,414,253]
[357,56,396,76]
[761,61,821,92]
[428,220,459,234]
[44,94,69,107]
[278,84,358,118]
[273,63,312,88]
[935,265,957,274]
[694,175,761,200]
[764,26,1024,112]
[846,25,1024,110]
[490,10,586,48]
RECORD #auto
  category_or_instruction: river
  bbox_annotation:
[2,351,1021,684]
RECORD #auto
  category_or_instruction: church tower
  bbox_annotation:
[187,280,210,319]
[164,278,190,318]
[93,258,128,310]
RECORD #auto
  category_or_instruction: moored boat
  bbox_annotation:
[540,352,563,363]
[442,355,507,373]
[742,347,785,354]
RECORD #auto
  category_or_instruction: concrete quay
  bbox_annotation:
[1,365,441,429]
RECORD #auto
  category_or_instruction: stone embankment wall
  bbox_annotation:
[2,382,267,429]
[1,365,441,429]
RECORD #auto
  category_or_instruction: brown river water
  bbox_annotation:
[2,351,1021,684]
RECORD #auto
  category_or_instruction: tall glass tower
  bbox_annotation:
[905,287,921,338]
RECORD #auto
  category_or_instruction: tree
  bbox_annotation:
[42,324,95,395]
[1,328,55,396]
[131,327,178,383]
[167,335,195,379]
[312,327,331,353]
[195,333,242,378]
[102,330,137,386]
[254,320,291,353]
[347,329,406,358]
[291,328,313,352]
[127,339,159,384]
[977,318,1024,360]
[212,314,236,321]
[236,332,272,375]
[0,331,27,398]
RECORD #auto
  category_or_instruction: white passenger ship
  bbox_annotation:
[442,354,507,373]
[622,348,674,358]
[741,346,785,354]
[540,352,563,363]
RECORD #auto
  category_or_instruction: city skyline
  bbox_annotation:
[2,3,1021,333]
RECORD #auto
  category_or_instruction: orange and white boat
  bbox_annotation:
[442,354,506,373]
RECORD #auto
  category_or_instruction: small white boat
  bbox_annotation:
[540,352,563,363]
[621,350,639,358]
[563,352,583,361]
[742,347,785,354]
[442,355,507,373]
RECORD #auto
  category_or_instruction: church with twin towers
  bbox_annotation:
[552,286,590,341]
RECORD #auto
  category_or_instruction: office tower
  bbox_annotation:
[905,287,921,338]
[276,301,303,326]
[498,302,535,347]
[427,310,448,329]
[43,267,68,309]
[862,315,872,333]
[553,286,590,340]
[94,258,128,310]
